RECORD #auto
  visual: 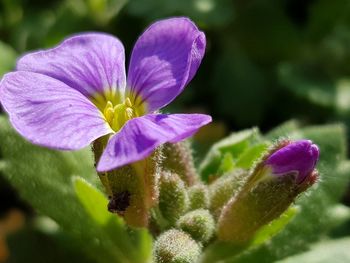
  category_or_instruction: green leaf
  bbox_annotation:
[199,128,262,180]
[217,153,235,174]
[128,228,153,262]
[235,143,269,169]
[276,238,350,263]
[74,177,113,225]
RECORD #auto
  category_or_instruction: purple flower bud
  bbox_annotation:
[265,140,319,183]
[217,139,320,243]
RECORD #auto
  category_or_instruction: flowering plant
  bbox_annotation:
[0,17,349,263]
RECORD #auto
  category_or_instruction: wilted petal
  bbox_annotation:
[0,71,112,150]
[17,33,126,99]
[127,17,206,112]
[97,113,211,171]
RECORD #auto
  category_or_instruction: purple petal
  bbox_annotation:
[127,17,206,112]
[97,113,211,172]
[17,33,126,99]
[0,71,112,150]
[265,140,320,183]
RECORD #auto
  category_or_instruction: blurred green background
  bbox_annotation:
[1,0,350,262]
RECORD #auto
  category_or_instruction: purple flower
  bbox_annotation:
[0,17,211,172]
[265,140,320,183]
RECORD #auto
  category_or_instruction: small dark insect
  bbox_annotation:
[108,191,131,215]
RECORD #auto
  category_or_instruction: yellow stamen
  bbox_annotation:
[103,101,115,124]
[125,97,132,108]
[125,107,134,120]
[100,96,146,132]
[112,104,126,130]
[105,101,113,109]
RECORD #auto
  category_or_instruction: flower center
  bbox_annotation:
[103,97,139,132]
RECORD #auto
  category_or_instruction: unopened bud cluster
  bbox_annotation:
[94,139,319,263]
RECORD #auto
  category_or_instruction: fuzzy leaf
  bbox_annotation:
[235,143,269,169]
[199,128,262,180]
[217,153,235,174]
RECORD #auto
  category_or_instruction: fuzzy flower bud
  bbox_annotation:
[209,170,247,219]
[162,141,198,186]
[159,172,189,225]
[188,184,210,210]
[154,229,201,263]
[176,209,215,244]
[217,140,320,243]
